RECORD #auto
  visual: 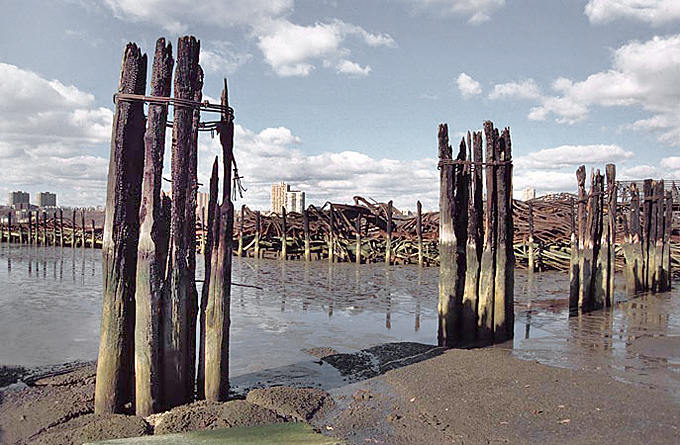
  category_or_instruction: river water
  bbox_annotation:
[1,243,678,398]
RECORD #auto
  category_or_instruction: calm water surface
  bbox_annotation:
[1,244,678,397]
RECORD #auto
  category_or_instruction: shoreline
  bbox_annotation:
[2,338,680,444]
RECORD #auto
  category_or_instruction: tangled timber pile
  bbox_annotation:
[223,194,680,273]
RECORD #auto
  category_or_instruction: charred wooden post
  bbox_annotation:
[462,132,482,342]
[355,212,362,264]
[71,210,76,247]
[303,207,311,261]
[385,200,393,264]
[59,209,64,247]
[569,197,579,310]
[416,201,424,266]
[28,211,33,245]
[81,211,86,247]
[477,122,498,341]
[661,191,673,291]
[578,169,604,312]
[438,124,467,347]
[91,220,96,248]
[641,179,653,290]
[494,128,514,341]
[570,167,587,312]
[237,205,245,257]
[163,36,201,408]
[527,201,535,272]
[7,213,12,243]
[134,38,173,417]
[281,207,287,260]
[197,157,219,400]
[604,164,616,306]
[254,211,261,258]
[204,79,234,402]
[95,42,147,415]
[328,205,335,262]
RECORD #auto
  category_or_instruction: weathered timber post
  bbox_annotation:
[7,213,12,243]
[328,205,335,262]
[604,164,616,306]
[19,218,23,245]
[385,200,393,264]
[71,209,76,246]
[355,213,362,264]
[281,207,287,260]
[52,212,57,245]
[416,201,424,266]
[578,169,604,312]
[95,42,147,414]
[198,158,219,399]
[569,197,579,310]
[438,124,468,347]
[59,209,64,247]
[462,132,483,342]
[477,122,498,341]
[303,207,311,261]
[653,181,665,292]
[205,79,234,402]
[237,205,245,257]
[163,36,201,408]
[641,179,653,290]
[528,201,535,272]
[134,38,173,417]
[570,167,586,312]
[494,128,514,341]
[629,183,644,292]
[28,211,32,245]
[81,211,86,247]
[91,220,96,248]
[254,211,261,258]
[661,191,673,291]
[43,212,47,246]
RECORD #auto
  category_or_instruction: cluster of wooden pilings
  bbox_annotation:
[0,210,100,248]
[620,179,673,294]
[225,198,439,265]
[437,121,514,347]
[569,165,674,314]
[95,37,234,418]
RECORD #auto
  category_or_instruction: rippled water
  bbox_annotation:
[1,243,678,397]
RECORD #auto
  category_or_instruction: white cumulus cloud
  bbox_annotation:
[585,0,680,26]
[405,0,506,24]
[457,73,482,98]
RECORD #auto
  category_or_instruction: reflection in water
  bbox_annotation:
[1,244,679,400]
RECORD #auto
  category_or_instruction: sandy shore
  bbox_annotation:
[1,342,679,444]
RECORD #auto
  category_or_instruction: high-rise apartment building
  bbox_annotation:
[271,182,306,214]
[37,192,57,208]
[8,191,30,209]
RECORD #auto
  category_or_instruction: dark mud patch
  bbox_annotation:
[246,387,335,422]
[31,413,151,445]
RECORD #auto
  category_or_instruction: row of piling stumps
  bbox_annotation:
[0,209,99,248]
[437,121,514,348]
[94,36,234,417]
[569,165,674,314]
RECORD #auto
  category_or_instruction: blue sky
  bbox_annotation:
[0,0,679,211]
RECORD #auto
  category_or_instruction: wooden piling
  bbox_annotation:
[477,122,498,341]
[81,211,86,247]
[569,197,579,310]
[641,179,653,290]
[95,42,147,415]
[653,181,664,292]
[72,210,76,247]
[237,205,245,257]
[254,211,261,258]
[385,200,393,264]
[416,201,424,266]
[42,212,47,246]
[604,164,616,305]
[197,157,219,400]
[494,128,514,341]
[204,79,234,402]
[134,37,173,417]
[528,201,535,272]
[661,191,673,291]
[7,213,12,243]
[28,211,32,245]
[59,209,64,247]
[355,212,362,264]
[328,204,335,262]
[302,207,311,261]
[163,35,201,408]
[281,207,287,260]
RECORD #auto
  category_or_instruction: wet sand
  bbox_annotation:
[2,339,680,444]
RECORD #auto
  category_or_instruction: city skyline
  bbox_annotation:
[1,1,678,210]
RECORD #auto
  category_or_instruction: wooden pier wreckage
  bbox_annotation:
[94,37,234,417]
[0,209,102,248]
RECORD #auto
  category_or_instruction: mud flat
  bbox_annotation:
[1,340,679,444]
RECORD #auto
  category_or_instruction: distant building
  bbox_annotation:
[37,192,57,208]
[271,182,306,214]
[196,191,210,221]
[8,191,30,209]
[522,187,536,201]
